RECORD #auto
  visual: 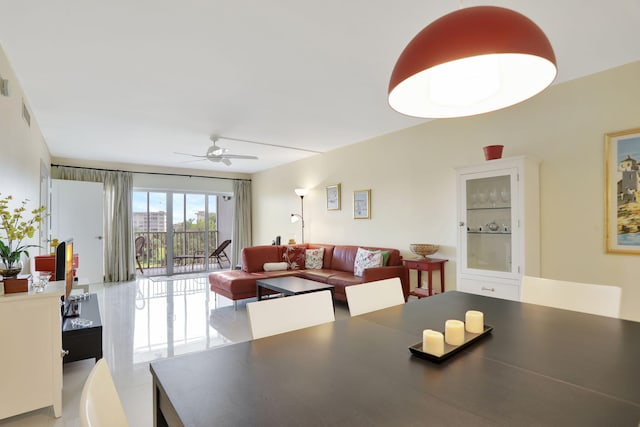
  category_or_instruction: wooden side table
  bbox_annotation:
[403,258,448,298]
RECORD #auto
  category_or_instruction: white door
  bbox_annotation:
[51,180,104,283]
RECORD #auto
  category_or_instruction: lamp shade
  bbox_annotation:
[388,6,557,118]
[294,188,308,197]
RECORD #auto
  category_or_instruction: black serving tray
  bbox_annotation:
[409,325,493,363]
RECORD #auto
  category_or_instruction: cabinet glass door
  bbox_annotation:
[464,174,512,273]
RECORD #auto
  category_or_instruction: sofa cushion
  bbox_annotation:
[327,273,365,301]
[381,250,390,266]
[307,244,335,268]
[263,262,288,271]
[330,245,359,272]
[242,245,282,272]
[305,248,324,269]
[209,270,266,298]
[353,247,383,277]
[297,269,341,283]
[282,246,306,270]
[259,270,299,279]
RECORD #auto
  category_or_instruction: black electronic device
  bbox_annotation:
[275,235,281,245]
[57,239,79,318]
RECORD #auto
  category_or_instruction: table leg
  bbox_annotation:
[440,266,445,293]
[153,380,169,427]
[257,284,263,301]
[427,270,433,296]
[417,270,422,292]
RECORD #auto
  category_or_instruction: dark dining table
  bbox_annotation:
[150,291,640,426]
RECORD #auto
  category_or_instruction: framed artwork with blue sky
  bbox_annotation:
[605,128,640,253]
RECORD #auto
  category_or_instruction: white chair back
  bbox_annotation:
[345,278,405,316]
[247,290,335,339]
[80,359,129,427]
[521,276,621,318]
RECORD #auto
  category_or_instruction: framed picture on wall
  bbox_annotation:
[326,184,341,210]
[605,127,640,254]
[353,189,371,219]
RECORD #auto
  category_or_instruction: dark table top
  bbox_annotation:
[150,291,640,426]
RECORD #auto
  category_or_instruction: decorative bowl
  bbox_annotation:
[409,244,439,258]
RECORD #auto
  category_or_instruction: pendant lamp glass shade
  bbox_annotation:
[388,6,557,118]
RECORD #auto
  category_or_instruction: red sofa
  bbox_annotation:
[208,243,409,303]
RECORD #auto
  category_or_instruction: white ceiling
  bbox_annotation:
[1,1,639,174]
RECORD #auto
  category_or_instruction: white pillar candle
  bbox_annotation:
[465,310,484,334]
[445,319,465,346]
[422,329,444,356]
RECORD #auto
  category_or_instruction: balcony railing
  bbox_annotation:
[135,231,223,274]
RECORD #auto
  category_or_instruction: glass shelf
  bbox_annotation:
[467,206,511,211]
[467,231,511,235]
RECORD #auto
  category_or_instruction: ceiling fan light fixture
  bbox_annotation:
[207,143,226,157]
[388,6,557,118]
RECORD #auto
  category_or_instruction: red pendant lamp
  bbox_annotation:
[388,6,557,118]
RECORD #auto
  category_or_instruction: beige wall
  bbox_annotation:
[252,61,640,322]
[0,43,51,271]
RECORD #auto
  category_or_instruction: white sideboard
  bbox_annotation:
[0,281,64,419]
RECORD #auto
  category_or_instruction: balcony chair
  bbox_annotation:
[80,359,129,427]
[193,239,232,269]
[246,290,335,339]
[345,277,405,316]
[134,236,145,274]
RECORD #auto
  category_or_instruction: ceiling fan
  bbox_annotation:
[175,136,259,166]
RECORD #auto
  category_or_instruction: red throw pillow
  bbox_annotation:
[282,246,306,270]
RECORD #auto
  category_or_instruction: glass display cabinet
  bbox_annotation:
[456,156,540,301]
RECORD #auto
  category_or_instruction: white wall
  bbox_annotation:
[0,43,51,272]
[252,61,640,322]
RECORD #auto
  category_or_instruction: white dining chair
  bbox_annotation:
[80,359,129,427]
[246,290,335,339]
[345,277,405,316]
[521,276,621,318]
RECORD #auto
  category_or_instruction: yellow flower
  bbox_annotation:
[0,194,47,268]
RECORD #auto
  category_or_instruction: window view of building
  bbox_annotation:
[133,190,223,275]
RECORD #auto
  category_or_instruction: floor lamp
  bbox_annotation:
[290,188,307,243]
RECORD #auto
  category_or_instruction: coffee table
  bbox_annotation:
[256,276,335,302]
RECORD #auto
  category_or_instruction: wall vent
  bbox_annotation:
[0,73,8,96]
[22,100,31,127]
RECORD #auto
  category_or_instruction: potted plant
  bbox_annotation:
[0,194,46,279]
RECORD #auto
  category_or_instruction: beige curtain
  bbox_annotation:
[231,180,252,268]
[52,166,135,282]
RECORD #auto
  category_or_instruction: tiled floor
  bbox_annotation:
[0,275,351,426]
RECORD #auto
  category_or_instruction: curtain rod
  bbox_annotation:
[50,164,251,182]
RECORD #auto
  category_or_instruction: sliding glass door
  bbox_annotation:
[172,193,219,273]
[134,190,220,276]
[133,192,169,275]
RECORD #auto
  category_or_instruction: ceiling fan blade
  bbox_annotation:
[174,151,207,158]
[218,154,259,160]
[221,158,232,166]
[178,158,208,163]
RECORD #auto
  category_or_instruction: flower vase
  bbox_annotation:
[0,259,23,278]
